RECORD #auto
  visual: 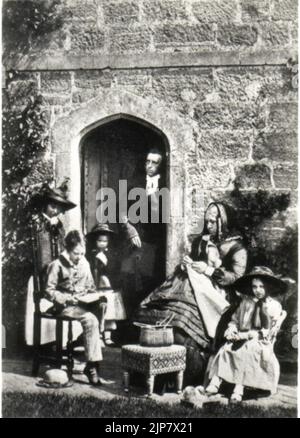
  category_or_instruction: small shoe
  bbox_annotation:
[230,393,242,403]
[205,384,219,395]
[104,338,116,347]
[83,365,102,386]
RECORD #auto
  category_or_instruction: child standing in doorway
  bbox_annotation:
[87,224,126,346]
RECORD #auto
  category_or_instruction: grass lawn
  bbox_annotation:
[2,392,297,418]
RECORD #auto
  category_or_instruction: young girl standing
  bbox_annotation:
[206,266,287,402]
[87,223,126,346]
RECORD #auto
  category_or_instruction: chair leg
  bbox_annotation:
[32,312,41,377]
[66,321,74,379]
[55,319,63,369]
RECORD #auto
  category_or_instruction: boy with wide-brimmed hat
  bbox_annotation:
[206,266,288,402]
[25,182,77,348]
[31,181,76,273]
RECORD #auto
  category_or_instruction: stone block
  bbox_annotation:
[260,21,291,47]
[62,0,98,22]
[152,68,214,104]
[216,66,297,103]
[268,103,298,130]
[74,70,113,89]
[5,71,38,87]
[253,130,297,161]
[110,27,151,52]
[193,103,259,130]
[270,0,298,21]
[70,25,105,52]
[115,70,151,87]
[291,23,298,44]
[234,163,272,190]
[192,0,238,23]
[41,72,71,93]
[41,93,71,106]
[289,190,298,208]
[7,80,38,107]
[215,66,264,102]
[217,24,258,47]
[273,163,298,189]
[154,23,215,45]
[241,0,270,22]
[188,161,233,190]
[114,70,151,97]
[103,1,139,25]
[72,89,99,104]
[142,0,188,22]
[259,66,298,102]
[202,189,234,208]
[198,129,251,161]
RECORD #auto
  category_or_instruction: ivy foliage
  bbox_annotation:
[230,188,297,279]
[2,0,63,58]
[2,88,54,343]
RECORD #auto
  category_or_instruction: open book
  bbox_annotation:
[77,290,113,304]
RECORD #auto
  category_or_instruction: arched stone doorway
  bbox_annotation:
[80,114,169,298]
[51,89,193,275]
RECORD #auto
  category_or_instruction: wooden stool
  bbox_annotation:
[122,344,186,397]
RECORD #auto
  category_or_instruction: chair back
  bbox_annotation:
[269,310,287,346]
[31,221,60,312]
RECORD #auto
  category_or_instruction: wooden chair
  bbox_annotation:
[31,227,76,379]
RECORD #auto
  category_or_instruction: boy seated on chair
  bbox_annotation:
[45,230,107,386]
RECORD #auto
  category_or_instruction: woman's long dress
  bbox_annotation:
[135,234,247,384]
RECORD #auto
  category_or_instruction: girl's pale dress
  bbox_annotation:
[208,296,282,393]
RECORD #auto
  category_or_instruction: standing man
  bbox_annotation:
[120,148,167,317]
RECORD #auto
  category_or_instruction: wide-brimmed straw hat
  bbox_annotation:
[32,184,76,211]
[36,369,73,389]
[234,266,288,296]
[86,223,115,238]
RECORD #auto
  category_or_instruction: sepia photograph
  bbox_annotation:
[1,0,298,419]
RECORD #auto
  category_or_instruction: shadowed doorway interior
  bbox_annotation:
[81,115,169,320]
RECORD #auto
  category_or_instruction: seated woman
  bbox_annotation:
[135,202,248,383]
[206,266,287,402]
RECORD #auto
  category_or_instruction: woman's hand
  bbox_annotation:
[248,330,259,340]
[212,268,225,281]
[225,325,238,340]
[182,255,193,266]
[191,261,208,274]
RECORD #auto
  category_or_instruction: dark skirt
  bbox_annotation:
[134,273,212,384]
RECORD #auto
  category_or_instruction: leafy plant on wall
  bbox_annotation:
[230,187,294,275]
[2,88,54,350]
[2,0,63,60]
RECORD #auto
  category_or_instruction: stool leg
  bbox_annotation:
[56,319,63,369]
[32,313,41,377]
[66,321,74,380]
[147,375,155,397]
[176,370,184,394]
[123,371,130,393]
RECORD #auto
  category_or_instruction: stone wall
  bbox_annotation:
[3,0,298,271]
[3,0,297,69]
